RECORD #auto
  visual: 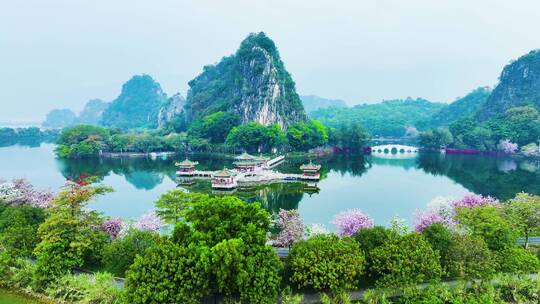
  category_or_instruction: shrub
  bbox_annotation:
[289,234,364,292]
[0,204,45,257]
[455,205,518,251]
[46,272,123,304]
[184,196,271,247]
[125,240,211,304]
[353,226,397,279]
[446,234,495,280]
[497,274,540,303]
[370,233,442,287]
[101,229,159,277]
[421,223,454,276]
[495,247,540,274]
[32,180,113,289]
[211,239,282,304]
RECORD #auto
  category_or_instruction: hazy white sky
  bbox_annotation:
[1,0,540,122]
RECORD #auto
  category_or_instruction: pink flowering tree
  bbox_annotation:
[134,210,163,233]
[272,209,304,247]
[499,139,518,154]
[451,194,497,209]
[0,178,54,208]
[101,218,124,239]
[332,209,374,237]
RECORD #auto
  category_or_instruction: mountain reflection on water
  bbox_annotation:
[0,144,539,225]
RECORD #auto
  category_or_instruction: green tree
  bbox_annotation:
[419,128,453,150]
[155,190,207,224]
[33,179,112,288]
[455,205,518,251]
[289,234,365,293]
[0,204,45,258]
[182,196,271,247]
[505,193,540,249]
[211,239,282,303]
[125,240,211,304]
[56,125,110,158]
[101,229,159,277]
[353,226,398,279]
[286,120,328,151]
[446,234,495,280]
[370,233,442,287]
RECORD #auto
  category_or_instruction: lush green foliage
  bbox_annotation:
[418,128,453,150]
[446,234,496,280]
[32,181,112,288]
[0,203,45,258]
[495,247,540,274]
[125,240,211,304]
[101,229,159,277]
[182,196,271,247]
[428,87,491,127]
[289,234,365,292]
[353,226,397,279]
[311,98,445,137]
[506,193,540,248]
[286,120,328,151]
[155,190,206,224]
[327,123,370,150]
[188,111,240,144]
[370,233,442,287]
[211,239,282,303]
[226,122,286,153]
[420,223,454,275]
[455,205,518,251]
[45,272,123,304]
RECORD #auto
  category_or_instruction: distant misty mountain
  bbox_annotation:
[301,95,347,114]
[42,109,77,129]
[427,87,491,127]
[77,99,109,125]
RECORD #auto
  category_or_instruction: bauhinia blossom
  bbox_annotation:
[134,210,163,233]
[332,209,374,237]
[101,218,124,239]
[0,178,54,208]
[451,194,497,209]
[272,209,304,247]
[499,139,518,154]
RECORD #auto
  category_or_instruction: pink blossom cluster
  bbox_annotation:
[499,139,518,154]
[134,210,163,233]
[332,209,374,237]
[101,218,124,239]
[451,194,497,209]
[413,208,456,233]
[273,209,304,247]
[0,178,54,208]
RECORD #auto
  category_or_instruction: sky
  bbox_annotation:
[1,0,540,123]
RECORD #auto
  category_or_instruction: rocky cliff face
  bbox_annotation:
[157,93,185,128]
[477,50,540,120]
[101,74,167,129]
[185,32,307,129]
[77,99,109,125]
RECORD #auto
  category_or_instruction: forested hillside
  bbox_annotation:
[311,98,445,137]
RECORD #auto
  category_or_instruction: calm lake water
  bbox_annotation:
[1,143,539,230]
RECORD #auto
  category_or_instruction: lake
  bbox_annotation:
[1,143,539,230]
